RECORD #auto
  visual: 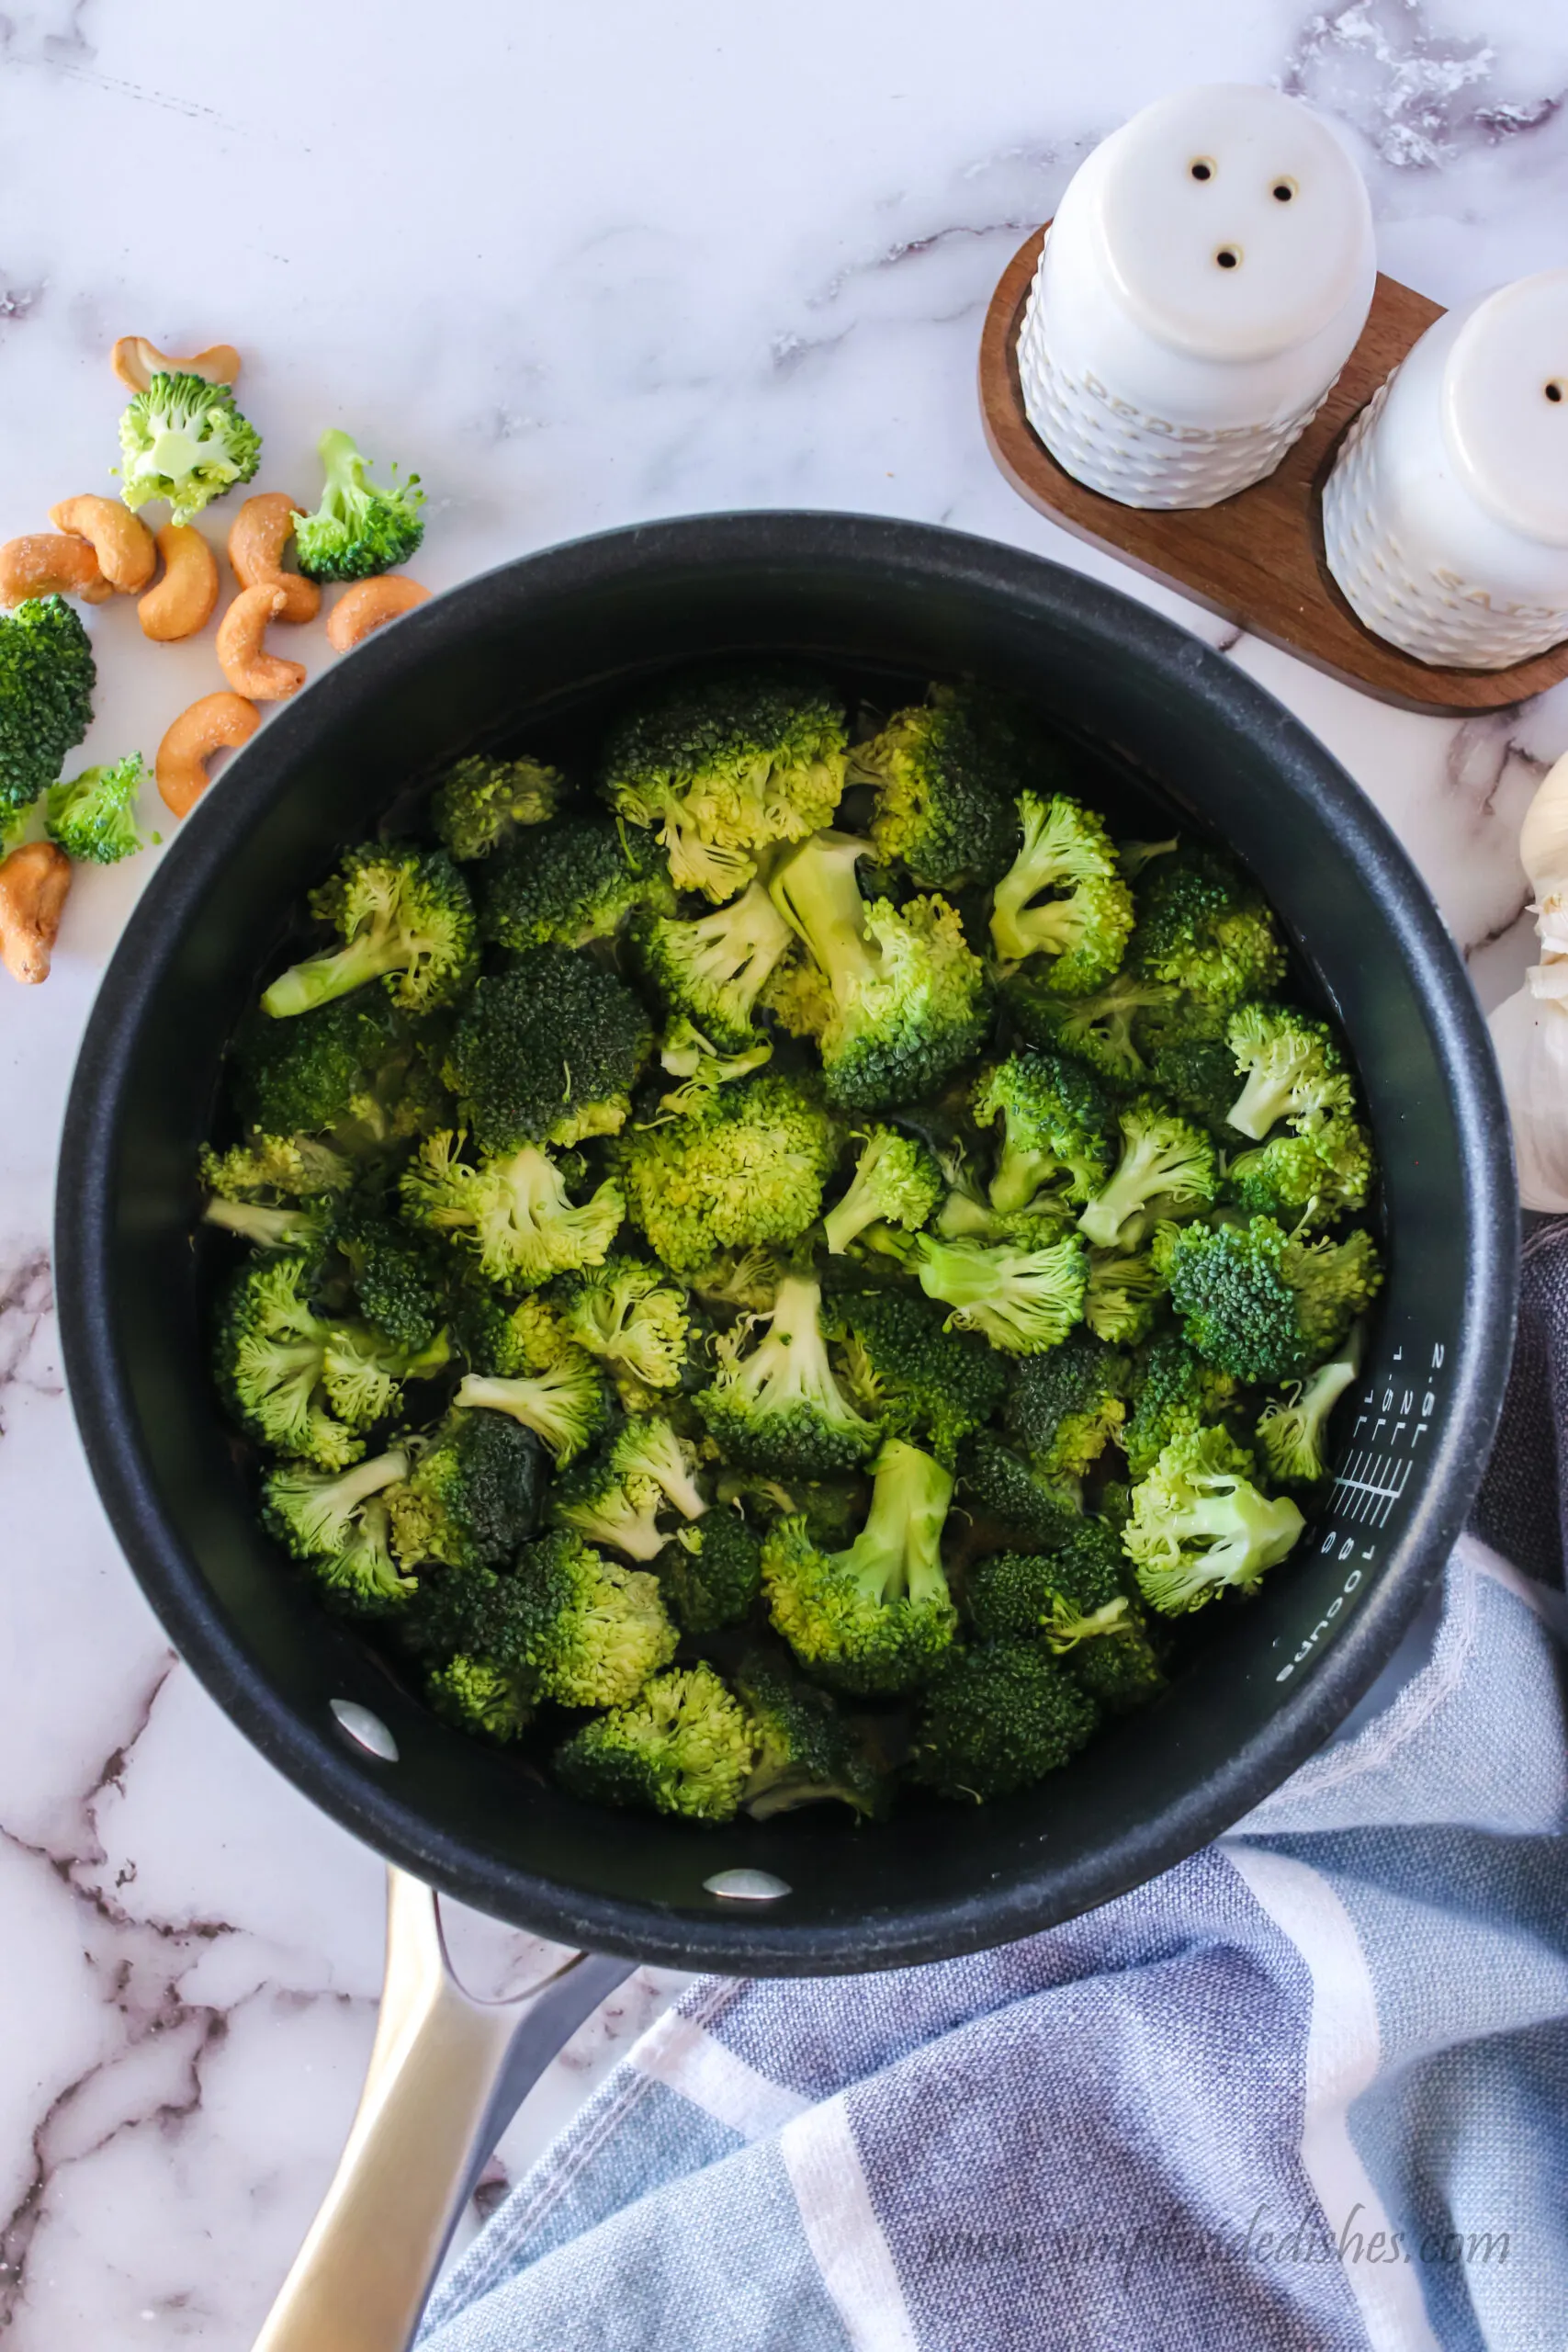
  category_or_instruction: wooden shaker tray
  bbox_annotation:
[980,226,1568,715]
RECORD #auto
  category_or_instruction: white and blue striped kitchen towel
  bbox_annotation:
[420,1220,1568,2352]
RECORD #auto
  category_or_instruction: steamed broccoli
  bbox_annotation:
[829,1286,1008,1464]
[654,1507,762,1634]
[1146,1033,1241,1134]
[609,1413,708,1522]
[1004,1329,1130,1478]
[199,1132,355,1204]
[428,1657,533,1742]
[316,1314,450,1431]
[118,372,261,525]
[614,1069,837,1274]
[762,1438,956,1694]
[1225,1120,1373,1229]
[1003,966,1175,1088]
[910,1228,1089,1354]
[556,1256,692,1390]
[1130,846,1285,1008]
[989,792,1134,994]
[1158,1216,1382,1385]
[202,1193,336,1253]
[850,687,1020,891]
[455,1284,574,1377]
[292,428,425,582]
[698,1272,876,1476]
[736,1651,888,1820]
[653,1018,773,1114]
[1122,1331,1239,1481]
[1077,1097,1219,1251]
[1123,1427,1305,1614]
[0,597,96,821]
[1224,1004,1354,1140]
[628,877,795,1052]
[215,1253,366,1470]
[45,753,142,865]
[428,1531,676,1709]
[957,1430,1082,1552]
[333,1208,447,1352]
[386,1406,543,1570]
[441,949,651,1153]
[554,1663,758,1822]
[768,831,990,1109]
[548,1441,666,1560]
[455,1355,613,1464]
[1256,1327,1363,1487]
[400,1133,624,1290]
[261,1450,415,1614]
[431,752,563,861]
[479,814,675,954]
[1083,1247,1168,1346]
[822,1125,942,1256]
[973,1049,1114,1216]
[687,1245,786,1318]
[966,1525,1165,1716]
[231,991,448,1156]
[910,1642,1097,1801]
[261,844,477,1021]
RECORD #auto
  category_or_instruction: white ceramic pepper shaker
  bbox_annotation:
[1322,272,1568,669]
[1017,85,1376,509]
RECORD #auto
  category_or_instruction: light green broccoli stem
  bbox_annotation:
[768,831,878,1010]
[823,1128,939,1255]
[1257,1329,1362,1486]
[1043,1593,1130,1653]
[262,929,403,1019]
[849,1439,953,1609]
[455,1365,602,1464]
[202,1196,324,1250]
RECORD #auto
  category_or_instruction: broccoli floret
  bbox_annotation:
[957,1430,1082,1552]
[231,993,447,1156]
[1225,1119,1373,1229]
[822,1125,942,1256]
[768,831,990,1110]
[989,792,1134,994]
[829,1286,1007,1465]
[687,1245,785,1317]
[431,753,563,861]
[400,1132,623,1291]
[966,1521,1125,1641]
[441,949,650,1153]
[910,1229,1088,1355]
[1083,1247,1168,1345]
[1004,967,1174,1090]
[698,1271,877,1477]
[628,877,795,1052]
[910,1642,1097,1802]
[973,1049,1114,1216]
[654,1507,762,1634]
[202,1193,336,1253]
[479,813,675,954]
[652,1018,773,1114]
[555,1256,691,1390]
[1224,1004,1354,1140]
[0,597,96,820]
[546,1421,692,1561]
[1077,1096,1219,1251]
[1124,1427,1305,1614]
[610,1413,708,1521]
[261,844,478,1021]
[455,1285,573,1377]
[331,1209,446,1352]
[850,688,1020,890]
[386,1406,543,1570]
[428,1656,533,1742]
[45,753,142,864]
[292,427,424,582]
[1147,1034,1240,1133]
[601,666,848,899]
[118,372,261,525]
[1004,1329,1130,1478]
[736,1651,888,1820]
[762,1438,956,1694]
[261,1451,416,1615]
[214,1253,366,1469]
[1159,1216,1382,1385]
[431,1531,677,1709]
[555,1663,758,1822]
[455,1354,613,1464]
[318,1317,449,1431]
[1122,1331,1238,1481]
[199,1133,356,1204]
[1131,846,1285,1008]
[1256,1326,1363,1487]
[614,1069,837,1274]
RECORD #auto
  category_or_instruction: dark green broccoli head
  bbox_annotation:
[387,1406,544,1570]
[1003,967,1174,1089]
[1224,1002,1355,1139]
[118,372,262,525]
[215,1252,366,1470]
[829,1286,1007,1466]
[233,993,448,1157]
[821,1125,943,1257]
[989,792,1134,995]
[1004,1329,1131,1478]
[479,813,674,954]
[852,687,1021,891]
[292,428,425,582]
[1077,1095,1219,1252]
[1146,1034,1240,1133]
[554,1663,758,1821]
[956,1430,1083,1552]
[428,1656,534,1742]
[1158,1216,1382,1385]
[333,1208,446,1351]
[614,1069,838,1275]
[1124,1426,1305,1614]
[262,1451,415,1615]
[627,876,795,1053]
[431,753,563,861]
[1122,1329,1238,1481]
[911,1227,1089,1355]
[45,753,142,864]
[735,1651,889,1820]
[440,1531,676,1707]
[654,1506,762,1634]
[910,1642,1098,1801]
[761,1438,956,1695]
[698,1272,877,1478]
[965,1519,1130,1645]
[261,844,478,1021]
[1130,846,1285,1008]
[0,596,96,817]
[400,1134,625,1293]
[442,948,650,1153]
[973,1048,1115,1215]
[601,665,848,899]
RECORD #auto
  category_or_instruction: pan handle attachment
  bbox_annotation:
[252,1868,634,2352]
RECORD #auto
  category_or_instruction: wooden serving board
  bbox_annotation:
[979,226,1568,715]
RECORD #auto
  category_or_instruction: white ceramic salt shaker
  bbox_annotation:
[1322,271,1568,669]
[1017,84,1376,509]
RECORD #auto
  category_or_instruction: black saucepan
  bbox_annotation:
[54,513,1517,1979]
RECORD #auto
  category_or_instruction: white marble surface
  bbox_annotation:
[1,1,1564,2339]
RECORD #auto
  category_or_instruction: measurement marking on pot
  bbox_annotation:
[1329,1450,1413,1530]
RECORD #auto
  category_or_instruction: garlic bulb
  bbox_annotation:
[1489,749,1568,1211]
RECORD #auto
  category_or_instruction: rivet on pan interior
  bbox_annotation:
[331,1699,400,1761]
[704,1869,791,1903]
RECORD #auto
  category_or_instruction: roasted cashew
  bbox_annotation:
[156,692,259,818]
[0,842,72,985]
[49,493,157,593]
[0,533,112,605]
[228,493,320,624]
[216,585,307,702]
[326,575,430,652]
[138,525,220,642]
[111,335,242,392]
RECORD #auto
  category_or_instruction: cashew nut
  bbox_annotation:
[111,335,242,393]
[138,525,221,642]
[216,585,307,702]
[49,493,157,594]
[156,693,260,818]
[326,575,431,652]
[228,493,320,624]
[0,842,72,985]
[0,534,112,606]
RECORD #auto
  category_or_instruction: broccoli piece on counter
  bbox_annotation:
[45,752,142,864]
[989,792,1134,995]
[432,752,563,861]
[1130,846,1285,1008]
[555,1663,759,1822]
[386,1405,543,1570]
[829,1286,1007,1466]
[292,427,425,581]
[762,1438,957,1694]
[0,597,96,821]
[910,1642,1098,1802]
[736,1651,888,1820]
[1004,1329,1130,1479]
[479,812,674,954]
[118,372,261,525]
[850,687,1020,891]
[1158,1216,1382,1385]
[614,1069,838,1274]
[400,1133,624,1291]
[1077,1096,1219,1252]
[1123,1427,1304,1614]
[441,948,651,1152]
[697,1272,877,1477]
[822,1125,943,1257]
[973,1048,1114,1216]
[261,844,477,1021]
[653,1507,763,1634]
[628,877,795,1052]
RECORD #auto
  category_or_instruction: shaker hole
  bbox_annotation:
[1190,158,1215,182]
[1215,247,1241,270]
[1546,381,1564,403]
[1272,179,1297,202]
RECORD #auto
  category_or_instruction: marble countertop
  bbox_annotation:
[2,2,1562,2340]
